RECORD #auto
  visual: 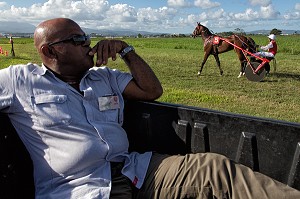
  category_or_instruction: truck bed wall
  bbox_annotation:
[123,101,300,190]
[1,101,300,198]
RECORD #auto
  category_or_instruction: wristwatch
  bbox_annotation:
[119,45,135,59]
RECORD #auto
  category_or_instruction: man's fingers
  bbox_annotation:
[95,41,105,66]
[91,40,121,66]
[110,43,117,61]
[101,42,109,65]
[89,44,98,56]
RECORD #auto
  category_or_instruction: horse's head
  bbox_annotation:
[246,36,258,53]
[192,22,207,38]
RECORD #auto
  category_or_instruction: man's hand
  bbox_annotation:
[89,40,128,66]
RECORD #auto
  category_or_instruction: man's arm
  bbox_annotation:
[121,50,163,101]
[0,66,15,111]
[89,40,163,101]
[260,42,273,51]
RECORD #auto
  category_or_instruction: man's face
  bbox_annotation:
[47,25,94,77]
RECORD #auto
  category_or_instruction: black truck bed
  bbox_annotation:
[1,101,299,198]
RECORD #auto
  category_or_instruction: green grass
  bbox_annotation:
[1,35,300,123]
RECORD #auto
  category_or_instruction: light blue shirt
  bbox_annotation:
[0,63,152,199]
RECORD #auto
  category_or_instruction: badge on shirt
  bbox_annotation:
[98,95,120,111]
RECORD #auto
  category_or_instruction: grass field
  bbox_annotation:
[1,35,300,123]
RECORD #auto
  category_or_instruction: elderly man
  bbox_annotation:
[0,18,299,199]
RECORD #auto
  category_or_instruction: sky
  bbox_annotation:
[0,0,299,34]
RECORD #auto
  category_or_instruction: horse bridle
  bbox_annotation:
[193,26,208,38]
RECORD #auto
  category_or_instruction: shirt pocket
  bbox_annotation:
[97,95,121,123]
[102,108,119,123]
[34,94,71,127]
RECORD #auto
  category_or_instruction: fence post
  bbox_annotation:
[10,36,15,57]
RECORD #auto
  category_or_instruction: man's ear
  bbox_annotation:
[41,45,56,58]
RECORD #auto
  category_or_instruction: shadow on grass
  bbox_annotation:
[259,72,300,83]
[1,55,32,60]
[273,72,300,81]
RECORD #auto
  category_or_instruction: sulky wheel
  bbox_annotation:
[245,61,266,82]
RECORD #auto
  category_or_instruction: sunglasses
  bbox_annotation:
[48,34,90,46]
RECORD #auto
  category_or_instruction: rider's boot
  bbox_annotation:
[265,63,270,76]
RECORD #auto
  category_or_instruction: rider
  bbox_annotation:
[254,34,278,75]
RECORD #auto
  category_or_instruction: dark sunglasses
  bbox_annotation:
[48,34,90,46]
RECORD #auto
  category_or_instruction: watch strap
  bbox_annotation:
[119,45,135,59]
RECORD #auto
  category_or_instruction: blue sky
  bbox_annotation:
[1,0,299,33]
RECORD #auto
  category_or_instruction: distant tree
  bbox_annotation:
[270,28,282,35]
[218,31,234,36]
[234,28,246,35]
[137,33,143,38]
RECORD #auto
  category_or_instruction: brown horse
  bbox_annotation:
[192,22,256,77]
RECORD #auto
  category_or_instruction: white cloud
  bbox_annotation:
[184,14,198,25]
[199,9,225,20]
[134,6,179,31]
[232,8,260,21]
[194,0,220,9]
[0,0,110,23]
[167,0,191,8]
[295,3,300,11]
[282,3,300,20]
[283,12,300,20]
[107,4,137,22]
[0,0,298,34]
[137,6,177,22]
[249,0,271,7]
[183,9,225,28]
[260,4,280,19]
[0,1,7,7]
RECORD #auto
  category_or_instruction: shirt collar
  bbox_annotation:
[31,64,102,82]
[85,67,104,82]
[31,63,48,75]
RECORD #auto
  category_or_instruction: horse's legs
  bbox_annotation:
[198,53,210,75]
[238,61,246,78]
[213,54,223,75]
[236,49,247,78]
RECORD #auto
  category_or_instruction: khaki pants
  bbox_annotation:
[111,152,300,199]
